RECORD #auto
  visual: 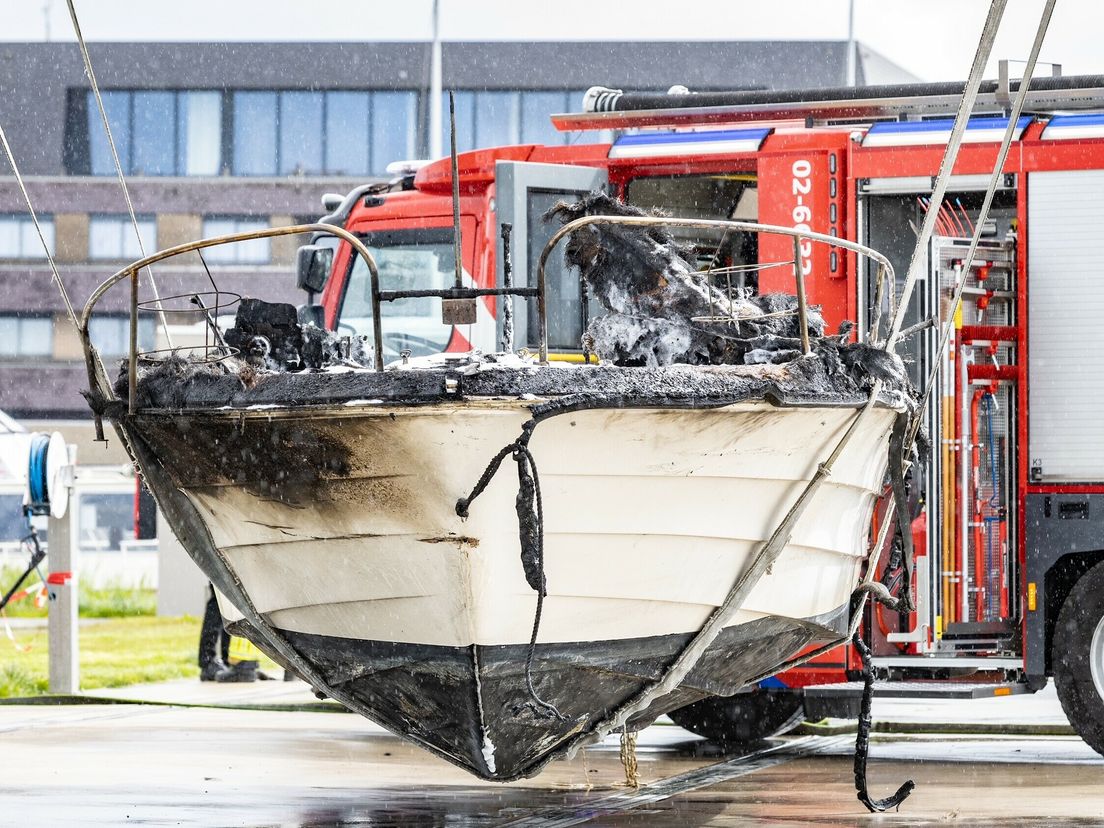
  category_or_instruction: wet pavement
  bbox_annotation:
[0,689,1101,826]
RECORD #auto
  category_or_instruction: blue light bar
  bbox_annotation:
[862,116,1032,148]
[1041,113,1104,141]
[609,128,771,159]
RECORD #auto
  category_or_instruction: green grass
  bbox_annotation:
[0,565,157,618]
[0,616,203,697]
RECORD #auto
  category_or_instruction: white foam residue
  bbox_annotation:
[481,733,497,774]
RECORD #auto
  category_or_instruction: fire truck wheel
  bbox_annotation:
[667,688,805,750]
[1053,559,1104,758]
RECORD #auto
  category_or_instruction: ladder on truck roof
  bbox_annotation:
[553,70,1104,132]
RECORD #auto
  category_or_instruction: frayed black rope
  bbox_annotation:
[851,613,915,812]
[887,413,917,614]
[514,443,565,720]
[456,424,564,721]
[455,441,516,519]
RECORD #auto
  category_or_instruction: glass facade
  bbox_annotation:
[279,92,324,175]
[88,315,157,357]
[232,91,278,176]
[88,91,223,176]
[232,90,419,176]
[0,214,54,259]
[442,90,582,154]
[88,215,157,260]
[371,92,418,174]
[77,88,584,177]
[201,217,270,264]
[0,314,53,357]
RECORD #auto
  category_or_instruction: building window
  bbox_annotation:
[88,315,157,358]
[86,90,222,176]
[201,217,270,264]
[0,214,54,259]
[76,492,135,553]
[369,91,418,174]
[325,91,370,175]
[88,215,157,260]
[232,91,278,176]
[280,91,324,175]
[71,87,576,178]
[0,314,53,358]
[0,493,29,543]
[232,90,417,177]
[442,90,581,154]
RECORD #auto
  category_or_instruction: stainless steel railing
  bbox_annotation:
[79,216,898,422]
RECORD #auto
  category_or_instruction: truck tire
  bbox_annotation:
[668,689,805,750]
[1053,559,1104,758]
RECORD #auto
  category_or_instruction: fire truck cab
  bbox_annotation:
[298,73,1104,757]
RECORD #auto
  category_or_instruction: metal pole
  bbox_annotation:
[47,464,78,694]
[428,0,443,159]
[792,235,811,354]
[128,269,138,415]
[449,91,463,291]
[500,222,515,353]
[846,0,857,86]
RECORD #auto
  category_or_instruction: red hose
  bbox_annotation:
[971,389,986,621]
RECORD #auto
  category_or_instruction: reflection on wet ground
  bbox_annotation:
[0,703,1100,826]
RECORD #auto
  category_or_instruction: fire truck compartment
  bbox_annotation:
[1027,169,1104,482]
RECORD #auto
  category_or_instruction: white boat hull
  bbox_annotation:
[124,392,898,778]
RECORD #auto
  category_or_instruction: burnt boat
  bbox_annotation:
[77,210,913,781]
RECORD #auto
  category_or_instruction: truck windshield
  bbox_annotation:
[338,228,457,359]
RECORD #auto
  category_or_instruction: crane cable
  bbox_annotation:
[65,0,174,348]
[0,122,79,330]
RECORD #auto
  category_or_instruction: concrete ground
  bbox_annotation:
[0,680,1101,826]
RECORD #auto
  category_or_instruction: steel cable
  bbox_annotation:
[0,122,79,329]
[65,0,174,347]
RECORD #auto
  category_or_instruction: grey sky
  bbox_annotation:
[1,0,1098,83]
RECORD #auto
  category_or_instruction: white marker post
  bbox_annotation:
[47,445,78,695]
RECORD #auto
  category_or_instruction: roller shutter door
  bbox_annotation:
[1028,169,1104,481]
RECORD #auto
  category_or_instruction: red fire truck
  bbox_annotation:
[295,73,1104,756]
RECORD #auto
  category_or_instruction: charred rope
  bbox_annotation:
[851,624,916,812]
[847,416,919,811]
[500,223,516,353]
[456,420,564,720]
[885,413,916,614]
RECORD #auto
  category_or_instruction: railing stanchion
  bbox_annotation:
[369,262,384,372]
[792,235,811,355]
[869,262,886,345]
[537,257,548,364]
[128,268,138,415]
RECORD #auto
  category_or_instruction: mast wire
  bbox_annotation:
[65,0,174,347]
[0,121,79,330]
